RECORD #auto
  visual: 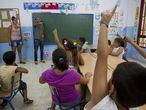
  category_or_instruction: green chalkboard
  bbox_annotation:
[32,13,93,44]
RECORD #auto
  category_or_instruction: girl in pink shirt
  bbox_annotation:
[39,48,91,109]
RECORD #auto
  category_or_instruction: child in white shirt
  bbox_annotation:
[85,5,146,110]
[79,37,91,53]
[110,38,125,59]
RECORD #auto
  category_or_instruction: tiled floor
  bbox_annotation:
[0,59,146,110]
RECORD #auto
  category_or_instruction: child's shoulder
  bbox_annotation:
[0,65,17,70]
[43,68,54,75]
[65,69,79,75]
[66,68,77,73]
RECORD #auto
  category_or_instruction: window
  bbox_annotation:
[138,0,146,47]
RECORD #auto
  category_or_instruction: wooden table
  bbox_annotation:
[79,53,124,92]
[79,53,146,110]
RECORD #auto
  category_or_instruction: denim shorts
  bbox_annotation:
[11,40,23,47]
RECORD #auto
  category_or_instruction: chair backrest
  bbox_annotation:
[9,76,15,97]
[9,73,22,97]
[49,86,62,106]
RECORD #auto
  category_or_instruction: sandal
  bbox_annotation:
[24,98,33,104]
[40,60,45,63]
[20,61,26,64]
[35,61,38,65]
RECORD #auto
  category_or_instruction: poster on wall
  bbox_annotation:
[139,38,146,47]
[24,2,76,10]
[108,12,120,35]
[9,10,16,18]
[1,11,8,19]
[23,31,31,39]
[2,21,11,28]
[135,6,139,20]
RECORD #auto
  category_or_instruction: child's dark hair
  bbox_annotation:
[3,51,16,65]
[112,62,146,107]
[108,40,111,45]
[114,38,124,47]
[67,40,79,67]
[12,16,16,21]
[79,37,86,44]
[62,38,69,49]
[62,39,79,67]
[52,48,69,71]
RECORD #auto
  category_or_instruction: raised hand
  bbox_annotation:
[101,5,118,24]
[85,72,92,79]
[53,28,57,34]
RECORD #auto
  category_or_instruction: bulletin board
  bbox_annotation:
[0,8,20,43]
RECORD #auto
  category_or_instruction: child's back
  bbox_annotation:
[0,65,20,93]
[39,48,91,109]
[41,68,81,104]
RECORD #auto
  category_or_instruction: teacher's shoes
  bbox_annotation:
[40,60,45,63]
[35,61,38,65]
[20,61,26,64]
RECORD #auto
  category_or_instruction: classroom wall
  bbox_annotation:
[124,0,146,62]
[0,0,145,62]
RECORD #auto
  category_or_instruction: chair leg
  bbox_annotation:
[19,90,23,97]
[8,101,15,110]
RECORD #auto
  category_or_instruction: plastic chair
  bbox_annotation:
[0,74,23,110]
[49,86,81,110]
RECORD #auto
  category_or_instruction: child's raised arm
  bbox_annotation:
[53,29,64,49]
[86,5,117,110]
[125,36,146,59]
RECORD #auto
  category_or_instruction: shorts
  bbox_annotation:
[11,40,23,47]
[19,81,27,90]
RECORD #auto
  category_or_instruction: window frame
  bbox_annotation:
[137,0,146,48]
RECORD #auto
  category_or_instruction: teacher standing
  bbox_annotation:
[9,16,25,64]
[33,17,45,64]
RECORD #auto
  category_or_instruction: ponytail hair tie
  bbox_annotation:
[58,57,64,62]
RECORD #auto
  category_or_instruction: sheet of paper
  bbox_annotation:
[13,9,18,14]
[23,31,31,38]
[9,10,16,18]
[2,21,11,28]
[1,11,8,19]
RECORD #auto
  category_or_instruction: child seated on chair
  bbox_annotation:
[109,38,125,59]
[0,51,33,107]
[85,5,146,110]
[39,48,92,109]
[53,29,84,69]
[79,37,91,53]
